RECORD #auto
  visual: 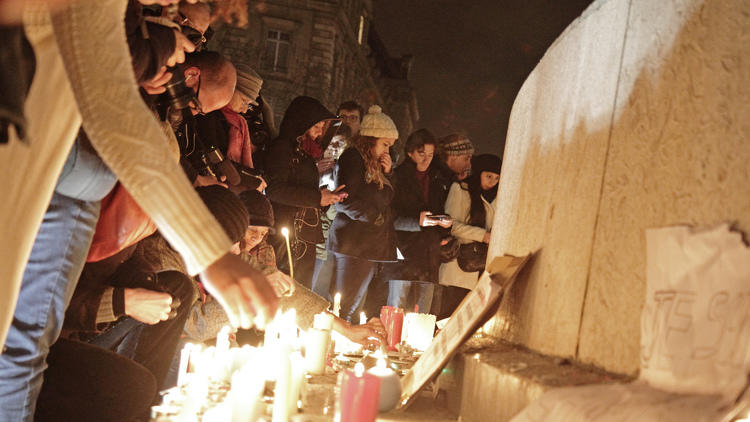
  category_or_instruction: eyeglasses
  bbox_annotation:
[179,13,213,48]
[338,114,360,122]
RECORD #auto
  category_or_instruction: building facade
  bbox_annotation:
[209,0,419,156]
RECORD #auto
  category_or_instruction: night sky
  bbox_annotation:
[374,0,594,155]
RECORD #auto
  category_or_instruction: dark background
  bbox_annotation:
[374,0,594,155]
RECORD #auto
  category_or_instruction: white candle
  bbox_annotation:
[216,325,231,352]
[176,343,193,387]
[359,311,367,325]
[288,352,305,414]
[367,357,402,412]
[333,292,341,317]
[281,227,294,280]
[313,312,334,331]
[403,313,437,351]
[272,344,293,422]
[229,352,265,422]
[304,328,331,375]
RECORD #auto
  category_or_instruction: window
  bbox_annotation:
[264,30,290,72]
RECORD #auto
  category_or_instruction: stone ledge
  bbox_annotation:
[437,338,630,422]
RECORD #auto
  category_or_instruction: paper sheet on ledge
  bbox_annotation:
[512,224,750,422]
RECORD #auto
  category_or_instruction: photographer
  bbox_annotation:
[189,62,266,193]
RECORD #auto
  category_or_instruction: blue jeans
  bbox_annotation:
[332,253,378,322]
[0,137,114,421]
[311,255,335,302]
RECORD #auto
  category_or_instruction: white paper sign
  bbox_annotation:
[641,224,750,399]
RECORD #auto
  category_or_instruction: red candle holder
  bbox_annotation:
[336,363,380,422]
[380,306,404,351]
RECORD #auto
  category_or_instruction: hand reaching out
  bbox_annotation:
[200,253,278,329]
[337,317,386,349]
[266,270,296,297]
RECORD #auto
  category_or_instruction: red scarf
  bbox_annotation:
[299,134,324,160]
[221,106,254,168]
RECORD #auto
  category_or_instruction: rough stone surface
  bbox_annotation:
[578,0,750,374]
[484,0,630,357]
[444,340,628,422]
[485,0,750,376]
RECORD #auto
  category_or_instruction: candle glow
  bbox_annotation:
[281,227,294,280]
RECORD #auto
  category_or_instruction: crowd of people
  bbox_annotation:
[0,0,501,420]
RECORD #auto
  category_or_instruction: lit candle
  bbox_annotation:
[367,356,402,412]
[176,343,193,386]
[336,362,380,422]
[281,227,294,280]
[313,312,334,331]
[288,351,306,414]
[333,292,341,317]
[229,352,264,422]
[272,343,293,422]
[216,325,231,352]
[304,327,331,375]
[359,311,367,325]
[403,313,437,351]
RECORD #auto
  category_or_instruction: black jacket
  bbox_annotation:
[432,159,456,210]
[388,160,448,282]
[328,148,397,262]
[264,96,337,244]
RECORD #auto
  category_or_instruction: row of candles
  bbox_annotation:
[156,298,437,421]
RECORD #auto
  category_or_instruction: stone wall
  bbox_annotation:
[485,0,750,375]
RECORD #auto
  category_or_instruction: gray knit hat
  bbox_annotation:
[440,134,475,156]
[359,105,399,139]
[234,63,263,106]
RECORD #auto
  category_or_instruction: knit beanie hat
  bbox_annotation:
[234,63,263,106]
[359,105,399,139]
[238,190,275,229]
[471,153,502,175]
[195,186,249,243]
[440,134,475,156]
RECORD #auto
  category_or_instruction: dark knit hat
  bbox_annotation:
[238,190,275,229]
[471,153,502,175]
[195,186,249,243]
[439,134,475,156]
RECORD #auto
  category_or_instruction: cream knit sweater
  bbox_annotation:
[0,0,232,348]
[48,0,232,275]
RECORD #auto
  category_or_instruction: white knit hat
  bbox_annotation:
[359,105,399,139]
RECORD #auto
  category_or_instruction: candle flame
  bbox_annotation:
[376,357,387,369]
[281,227,289,238]
[354,362,365,377]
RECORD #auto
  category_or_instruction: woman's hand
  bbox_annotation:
[320,185,347,206]
[483,231,491,243]
[337,317,386,349]
[379,153,392,174]
[266,270,296,297]
[200,253,278,329]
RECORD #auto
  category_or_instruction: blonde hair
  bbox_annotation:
[351,135,390,190]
